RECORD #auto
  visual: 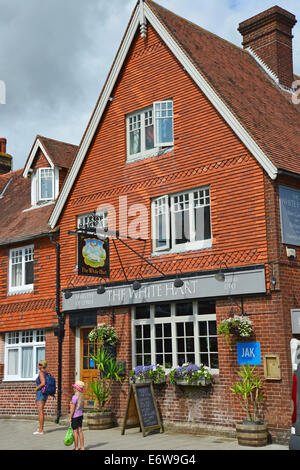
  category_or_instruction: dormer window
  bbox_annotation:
[38,168,54,201]
[30,167,58,206]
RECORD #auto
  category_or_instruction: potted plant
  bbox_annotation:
[169,363,212,386]
[129,364,166,384]
[230,364,268,446]
[87,347,124,430]
[218,315,253,349]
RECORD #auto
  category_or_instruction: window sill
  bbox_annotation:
[23,201,55,213]
[151,240,212,257]
[8,287,34,296]
[2,378,36,383]
[126,145,173,163]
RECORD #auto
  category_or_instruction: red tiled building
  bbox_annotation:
[1,1,300,443]
[0,136,77,419]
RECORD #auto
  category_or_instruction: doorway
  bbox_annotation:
[80,328,98,406]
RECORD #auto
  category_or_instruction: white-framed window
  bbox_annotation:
[132,301,218,372]
[9,245,34,294]
[77,210,108,232]
[39,168,54,201]
[152,187,212,253]
[126,100,173,161]
[31,167,59,206]
[4,329,45,381]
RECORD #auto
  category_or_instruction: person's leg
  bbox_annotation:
[37,401,45,432]
[73,428,79,450]
[78,427,84,450]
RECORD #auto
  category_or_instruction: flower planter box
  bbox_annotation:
[132,377,166,385]
[174,377,212,386]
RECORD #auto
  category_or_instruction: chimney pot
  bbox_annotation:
[0,138,7,154]
[238,6,297,89]
[0,138,12,174]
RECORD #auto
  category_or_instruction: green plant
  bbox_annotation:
[129,364,166,383]
[230,364,264,422]
[87,347,123,412]
[88,323,119,345]
[169,364,211,384]
[218,315,253,346]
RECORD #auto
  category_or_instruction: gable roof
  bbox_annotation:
[0,137,78,245]
[49,0,300,229]
[23,135,78,178]
[0,169,55,245]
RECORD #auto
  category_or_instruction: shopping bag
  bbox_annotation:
[64,426,74,446]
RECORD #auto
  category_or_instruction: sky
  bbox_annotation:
[1,0,300,171]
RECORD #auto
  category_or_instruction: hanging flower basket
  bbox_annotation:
[218,315,253,349]
[88,323,119,346]
[169,364,212,387]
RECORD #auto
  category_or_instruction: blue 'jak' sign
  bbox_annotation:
[237,342,261,365]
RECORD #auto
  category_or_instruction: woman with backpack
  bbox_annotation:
[34,359,48,435]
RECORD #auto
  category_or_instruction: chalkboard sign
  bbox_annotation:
[121,383,163,437]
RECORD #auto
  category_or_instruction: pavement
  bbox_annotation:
[0,417,289,454]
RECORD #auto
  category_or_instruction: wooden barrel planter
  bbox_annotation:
[236,422,268,447]
[87,411,114,430]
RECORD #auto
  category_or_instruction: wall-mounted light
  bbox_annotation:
[174,277,184,288]
[271,276,277,288]
[214,270,225,282]
[214,262,228,282]
[132,280,142,291]
[64,290,73,299]
[97,285,106,295]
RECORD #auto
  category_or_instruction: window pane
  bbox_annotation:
[12,262,22,287]
[135,306,150,319]
[155,304,171,318]
[198,319,218,369]
[25,261,34,285]
[129,114,141,155]
[173,194,190,244]
[155,102,173,144]
[130,129,141,155]
[8,349,18,375]
[156,339,163,353]
[198,301,215,315]
[153,197,169,249]
[36,347,45,374]
[145,110,154,150]
[40,169,53,199]
[22,347,33,378]
[155,324,162,337]
[176,303,193,316]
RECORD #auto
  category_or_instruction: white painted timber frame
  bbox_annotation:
[23,138,54,178]
[48,1,278,229]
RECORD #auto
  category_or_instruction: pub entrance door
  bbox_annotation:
[80,328,98,406]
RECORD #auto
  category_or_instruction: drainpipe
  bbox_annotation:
[49,234,64,424]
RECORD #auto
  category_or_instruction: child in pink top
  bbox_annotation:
[70,381,85,450]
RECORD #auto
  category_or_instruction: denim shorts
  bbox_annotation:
[36,390,48,402]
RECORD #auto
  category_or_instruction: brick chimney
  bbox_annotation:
[0,138,12,174]
[238,6,297,89]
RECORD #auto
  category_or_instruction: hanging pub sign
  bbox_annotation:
[78,233,109,278]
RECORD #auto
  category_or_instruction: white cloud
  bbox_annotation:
[1,0,300,170]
